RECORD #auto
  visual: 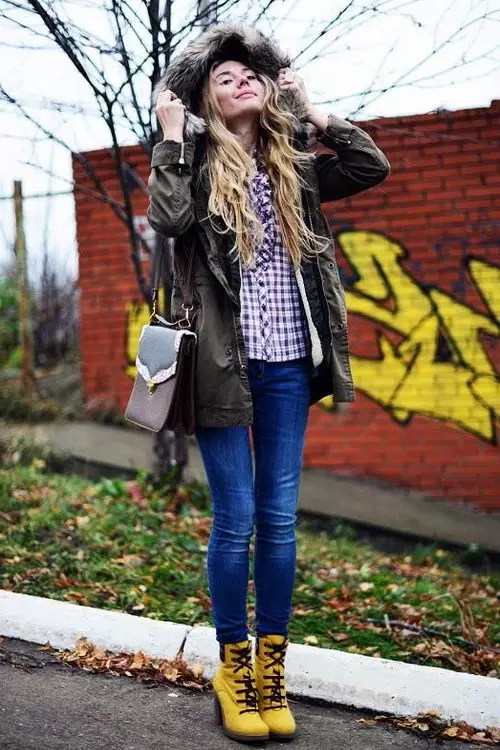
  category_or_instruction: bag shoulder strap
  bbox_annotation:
[151,237,196,313]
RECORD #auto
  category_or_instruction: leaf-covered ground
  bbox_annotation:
[1,453,499,678]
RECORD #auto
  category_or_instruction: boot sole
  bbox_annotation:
[269,730,297,741]
[214,693,269,745]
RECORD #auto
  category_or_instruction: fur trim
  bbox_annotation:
[154,24,310,141]
[294,267,324,368]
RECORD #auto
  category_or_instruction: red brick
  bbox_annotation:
[441,152,486,167]
[464,185,498,198]
[421,143,462,156]
[484,174,500,185]
[406,178,444,192]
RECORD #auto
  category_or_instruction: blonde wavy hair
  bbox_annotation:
[201,72,325,268]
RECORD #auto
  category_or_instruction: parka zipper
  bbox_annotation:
[232,256,247,374]
[178,142,185,166]
[305,197,334,353]
[232,310,244,370]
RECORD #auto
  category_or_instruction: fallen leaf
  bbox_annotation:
[112,554,145,566]
[190,662,204,678]
[416,722,430,732]
[359,582,375,592]
[304,635,319,646]
[130,652,148,670]
[332,633,349,642]
[295,606,314,616]
[161,664,179,681]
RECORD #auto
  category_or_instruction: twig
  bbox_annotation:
[367,618,500,655]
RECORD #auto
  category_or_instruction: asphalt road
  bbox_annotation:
[0,637,476,750]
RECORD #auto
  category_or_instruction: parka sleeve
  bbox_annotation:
[146,140,196,236]
[314,114,390,203]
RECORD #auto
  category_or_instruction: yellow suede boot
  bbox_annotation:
[213,640,270,744]
[255,635,297,740]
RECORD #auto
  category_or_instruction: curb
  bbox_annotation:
[1,590,499,729]
[0,591,188,660]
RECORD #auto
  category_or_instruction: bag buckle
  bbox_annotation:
[179,303,194,329]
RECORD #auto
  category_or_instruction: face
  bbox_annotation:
[209,60,265,126]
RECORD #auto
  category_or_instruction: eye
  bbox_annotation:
[247,74,257,80]
[220,78,233,85]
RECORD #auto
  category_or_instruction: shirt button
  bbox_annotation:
[262,304,267,311]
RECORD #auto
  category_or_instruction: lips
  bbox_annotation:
[235,91,256,99]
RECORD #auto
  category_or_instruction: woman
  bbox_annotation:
[148,25,390,745]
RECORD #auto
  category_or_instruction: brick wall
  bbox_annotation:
[74,101,500,511]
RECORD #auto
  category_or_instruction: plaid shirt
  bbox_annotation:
[239,160,310,362]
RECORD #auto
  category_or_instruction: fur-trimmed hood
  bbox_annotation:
[154,24,309,141]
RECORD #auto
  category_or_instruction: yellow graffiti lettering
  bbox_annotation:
[429,289,498,374]
[469,259,500,322]
[340,231,432,335]
[349,335,410,422]
[470,374,500,421]
[124,301,150,379]
[321,231,500,443]
[125,288,167,379]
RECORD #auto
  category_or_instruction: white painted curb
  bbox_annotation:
[0,590,188,660]
[1,591,499,728]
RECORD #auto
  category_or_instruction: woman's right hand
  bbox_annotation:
[156,89,185,142]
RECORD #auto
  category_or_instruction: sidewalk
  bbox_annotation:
[2,419,500,552]
[0,636,476,750]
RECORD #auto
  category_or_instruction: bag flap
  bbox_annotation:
[135,324,195,385]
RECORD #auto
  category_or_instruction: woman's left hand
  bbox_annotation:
[278,67,329,131]
[277,68,313,119]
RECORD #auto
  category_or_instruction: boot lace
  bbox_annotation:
[230,643,259,715]
[261,641,287,711]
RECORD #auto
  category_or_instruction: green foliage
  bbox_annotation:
[96,479,128,499]
[0,435,66,473]
[0,276,19,368]
[4,346,21,369]
[0,455,498,677]
[0,386,65,422]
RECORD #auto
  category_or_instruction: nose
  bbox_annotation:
[237,74,250,88]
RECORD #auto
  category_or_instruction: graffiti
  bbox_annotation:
[123,230,500,444]
[320,231,499,444]
[124,287,166,380]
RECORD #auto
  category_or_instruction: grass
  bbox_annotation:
[0,442,499,677]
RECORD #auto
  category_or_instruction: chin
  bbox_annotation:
[231,100,263,119]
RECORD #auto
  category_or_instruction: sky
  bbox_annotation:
[0,0,499,283]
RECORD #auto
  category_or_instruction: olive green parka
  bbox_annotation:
[147,25,390,427]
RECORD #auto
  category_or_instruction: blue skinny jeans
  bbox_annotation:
[195,358,310,644]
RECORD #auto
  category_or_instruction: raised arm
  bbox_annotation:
[311,112,391,203]
[147,90,195,236]
[277,69,391,203]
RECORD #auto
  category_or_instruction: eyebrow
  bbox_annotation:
[214,67,253,79]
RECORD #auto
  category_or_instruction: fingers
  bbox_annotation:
[278,68,296,89]
[157,89,184,105]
